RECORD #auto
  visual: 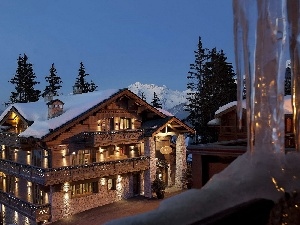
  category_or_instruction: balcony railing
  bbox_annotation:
[0,156,150,186]
[0,132,19,147]
[74,129,144,146]
[0,190,51,222]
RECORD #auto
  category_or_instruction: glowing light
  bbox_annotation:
[63,182,70,193]
[271,177,285,192]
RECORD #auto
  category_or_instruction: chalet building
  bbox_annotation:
[188,95,294,188]
[0,88,194,225]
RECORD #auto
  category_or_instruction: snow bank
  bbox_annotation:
[105,150,300,225]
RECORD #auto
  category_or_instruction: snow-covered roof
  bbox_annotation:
[156,108,173,117]
[207,118,220,126]
[0,89,176,139]
[0,89,120,138]
[215,95,293,116]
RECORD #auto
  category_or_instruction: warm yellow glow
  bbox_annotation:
[63,182,70,193]
[100,178,106,186]
[271,177,285,192]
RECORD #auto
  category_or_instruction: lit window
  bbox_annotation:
[120,118,131,129]
[71,182,98,198]
[107,177,116,190]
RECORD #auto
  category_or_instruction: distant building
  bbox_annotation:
[188,95,294,188]
[0,88,194,224]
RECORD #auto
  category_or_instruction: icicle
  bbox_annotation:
[233,0,286,154]
[233,0,257,153]
[287,1,300,152]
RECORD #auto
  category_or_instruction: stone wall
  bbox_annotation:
[143,137,156,198]
[2,204,35,225]
[50,173,133,222]
[175,134,187,188]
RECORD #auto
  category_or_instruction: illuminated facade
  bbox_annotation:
[0,88,194,224]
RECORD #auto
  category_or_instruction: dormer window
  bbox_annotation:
[47,99,64,119]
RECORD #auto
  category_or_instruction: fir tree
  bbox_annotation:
[8,53,41,104]
[200,48,237,142]
[186,37,209,142]
[43,63,63,97]
[141,92,146,101]
[151,92,162,108]
[138,90,146,101]
[186,38,237,143]
[74,62,98,93]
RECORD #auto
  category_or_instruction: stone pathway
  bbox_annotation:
[49,188,185,225]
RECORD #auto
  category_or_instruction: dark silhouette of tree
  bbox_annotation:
[151,92,162,108]
[8,53,41,104]
[138,90,146,101]
[74,62,98,93]
[186,37,209,143]
[42,63,62,97]
[186,37,237,143]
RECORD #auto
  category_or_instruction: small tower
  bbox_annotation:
[47,99,64,119]
[43,90,54,102]
[73,84,82,95]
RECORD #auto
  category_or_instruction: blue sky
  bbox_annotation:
[0,1,234,110]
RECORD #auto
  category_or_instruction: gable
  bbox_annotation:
[41,89,172,141]
[0,107,30,133]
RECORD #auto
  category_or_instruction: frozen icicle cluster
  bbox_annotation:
[233,0,288,154]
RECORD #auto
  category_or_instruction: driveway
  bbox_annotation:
[49,189,185,225]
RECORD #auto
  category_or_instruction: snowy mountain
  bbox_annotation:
[128,82,188,119]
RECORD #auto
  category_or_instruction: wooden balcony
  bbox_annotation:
[0,190,51,222]
[0,132,19,147]
[0,156,150,186]
[218,126,247,141]
[75,129,144,146]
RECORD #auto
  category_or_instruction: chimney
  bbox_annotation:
[47,99,64,119]
[73,84,82,95]
[43,90,54,102]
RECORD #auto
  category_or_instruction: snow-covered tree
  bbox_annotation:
[8,53,41,104]
[151,92,162,108]
[42,63,62,97]
[74,62,98,93]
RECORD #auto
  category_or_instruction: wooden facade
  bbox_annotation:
[0,89,194,224]
[188,100,295,189]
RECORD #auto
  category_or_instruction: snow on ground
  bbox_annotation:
[105,150,300,225]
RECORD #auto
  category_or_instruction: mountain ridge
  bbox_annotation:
[128,82,188,119]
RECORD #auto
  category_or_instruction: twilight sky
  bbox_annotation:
[0,0,234,110]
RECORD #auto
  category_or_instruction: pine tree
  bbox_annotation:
[8,53,41,104]
[186,38,237,143]
[200,48,237,143]
[138,90,146,101]
[43,63,63,97]
[141,92,146,101]
[151,92,162,108]
[186,37,209,142]
[74,62,98,93]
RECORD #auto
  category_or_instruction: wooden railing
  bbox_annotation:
[0,156,150,186]
[0,132,19,147]
[76,129,144,146]
[0,190,51,222]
